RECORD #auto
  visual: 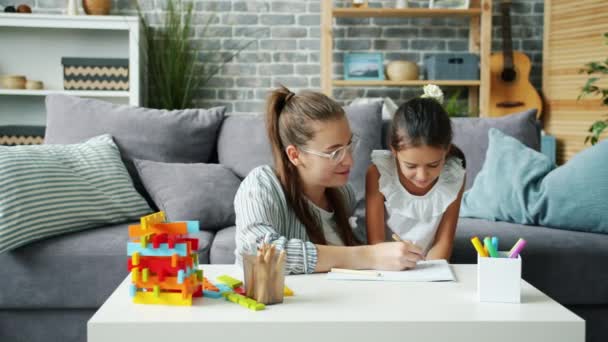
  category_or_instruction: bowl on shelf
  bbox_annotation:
[386,61,419,81]
[0,75,27,89]
[25,80,44,90]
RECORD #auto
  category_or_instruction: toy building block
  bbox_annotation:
[203,278,219,292]
[284,286,294,297]
[133,291,192,306]
[234,287,246,295]
[216,275,243,289]
[140,211,166,230]
[223,292,265,311]
[128,211,204,306]
[128,255,193,271]
[129,221,200,238]
[133,274,200,292]
[203,290,224,299]
[215,283,233,294]
[127,242,189,257]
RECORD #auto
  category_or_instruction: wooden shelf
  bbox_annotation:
[333,80,481,87]
[0,89,130,97]
[321,0,492,116]
[0,13,138,30]
[332,8,482,18]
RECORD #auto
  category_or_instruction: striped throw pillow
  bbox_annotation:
[0,134,152,253]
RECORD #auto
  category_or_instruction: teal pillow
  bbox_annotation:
[461,128,608,233]
[0,135,152,253]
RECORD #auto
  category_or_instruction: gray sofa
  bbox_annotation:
[1,97,607,342]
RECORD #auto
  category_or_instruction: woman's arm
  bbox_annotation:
[426,177,466,260]
[235,167,424,274]
[366,165,387,245]
[234,170,318,274]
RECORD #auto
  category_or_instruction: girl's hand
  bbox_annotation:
[368,241,425,271]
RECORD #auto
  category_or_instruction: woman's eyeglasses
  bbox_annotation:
[299,136,359,164]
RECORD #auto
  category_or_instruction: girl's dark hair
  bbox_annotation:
[390,97,466,167]
[266,85,359,246]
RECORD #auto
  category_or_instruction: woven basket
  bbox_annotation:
[0,126,45,146]
[61,57,129,91]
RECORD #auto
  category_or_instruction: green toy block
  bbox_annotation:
[216,275,243,289]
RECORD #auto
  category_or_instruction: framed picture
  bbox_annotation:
[429,0,470,9]
[344,53,385,81]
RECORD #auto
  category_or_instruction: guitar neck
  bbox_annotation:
[500,1,514,70]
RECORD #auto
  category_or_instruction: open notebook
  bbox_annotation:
[326,259,456,282]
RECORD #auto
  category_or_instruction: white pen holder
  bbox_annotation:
[477,252,521,303]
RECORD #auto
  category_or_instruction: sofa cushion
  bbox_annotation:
[210,226,237,264]
[452,218,608,305]
[44,95,226,203]
[0,222,214,309]
[216,115,271,179]
[451,109,539,189]
[461,129,608,234]
[0,134,151,253]
[134,159,241,231]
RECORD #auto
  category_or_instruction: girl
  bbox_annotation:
[234,86,425,274]
[366,90,466,261]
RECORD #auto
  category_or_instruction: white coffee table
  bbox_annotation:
[88,264,584,342]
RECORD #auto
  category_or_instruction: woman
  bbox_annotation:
[234,86,424,274]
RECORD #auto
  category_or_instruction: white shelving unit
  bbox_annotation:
[0,13,142,126]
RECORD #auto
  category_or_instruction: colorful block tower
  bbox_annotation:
[127,211,203,306]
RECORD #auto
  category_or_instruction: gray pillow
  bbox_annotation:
[0,135,151,253]
[44,95,226,202]
[217,114,272,179]
[133,159,241,231]
[344,102,383,205]
[452,109,539,190]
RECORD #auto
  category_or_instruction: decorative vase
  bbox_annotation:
[396,0,408,8]
[82,0,111,15]
[386,61,419,81]
[66,0,78,15]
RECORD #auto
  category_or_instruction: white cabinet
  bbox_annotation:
[0,13,142,126]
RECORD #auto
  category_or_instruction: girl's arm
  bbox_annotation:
[426,177,466,260]
[366,165,387,245]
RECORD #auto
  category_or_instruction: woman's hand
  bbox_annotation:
[366,241,425,271]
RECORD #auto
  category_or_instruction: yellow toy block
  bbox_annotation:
[139,234,148,248]
[133,291,192,306]
[131,268,139,282]
[140,211,166,231]
[132,252,140,266]
[142,268,149,282]
[284,286,294,297]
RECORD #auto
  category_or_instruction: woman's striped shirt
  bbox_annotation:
[234,165,356,274]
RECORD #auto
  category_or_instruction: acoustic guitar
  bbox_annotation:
[489,0,543,118]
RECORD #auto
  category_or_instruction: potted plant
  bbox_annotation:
[136,0,255,109]
[579,32,608,145]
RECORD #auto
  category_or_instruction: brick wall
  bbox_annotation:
[0,0,544,113]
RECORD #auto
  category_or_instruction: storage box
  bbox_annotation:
[477,252,521,303]
[424,53,479,80]
[0,125,45,146]
[61,57,129,91]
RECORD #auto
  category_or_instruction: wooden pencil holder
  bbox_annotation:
[242,246,286,305]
